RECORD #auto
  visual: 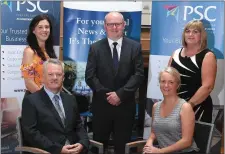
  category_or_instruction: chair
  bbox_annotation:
[15,116,50,154]
[125,121,215,154]
[63,85,141,153]
[15,116,104,154]
[194,121,214,153]
[62,86,104,154]
[125,140,147,154]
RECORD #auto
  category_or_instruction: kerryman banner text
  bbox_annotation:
[63,1,142,96]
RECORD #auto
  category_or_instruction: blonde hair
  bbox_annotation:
[158,67,181,88]
[182,20,207,51]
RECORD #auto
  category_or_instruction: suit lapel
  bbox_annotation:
[40,88,65,129]
[116,37,129,76]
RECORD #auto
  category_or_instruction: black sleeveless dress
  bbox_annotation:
[171,48,213,123]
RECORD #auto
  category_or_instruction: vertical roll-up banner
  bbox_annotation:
[145,1,224,145]
[1,1,60,153]
[63,1,142,97]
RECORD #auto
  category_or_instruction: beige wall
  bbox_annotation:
[142,1,152,25]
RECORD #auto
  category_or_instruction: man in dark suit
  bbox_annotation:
[85,12,144,154]
[22,58,89,154]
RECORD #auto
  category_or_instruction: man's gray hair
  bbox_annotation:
[104,11,124,22]
[43,58,64,73]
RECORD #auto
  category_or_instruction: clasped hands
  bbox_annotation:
[106,92,121,106]
[61,143,83,154]
[143,143,162,154]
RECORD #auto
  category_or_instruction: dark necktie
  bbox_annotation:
[113,42,119,71]
[53,95,65,126]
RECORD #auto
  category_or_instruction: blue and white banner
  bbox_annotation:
[147,1,224,106]
[1,1,60,153]
[1,1,60,98]
[63,1,142,96]
[144,1,224,141]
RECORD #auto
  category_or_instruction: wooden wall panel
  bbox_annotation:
[141,26,150,68]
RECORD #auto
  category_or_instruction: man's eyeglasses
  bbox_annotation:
[106,23,123,27]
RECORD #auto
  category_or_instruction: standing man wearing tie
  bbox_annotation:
[85,12,144,154]
[22,58,89,154]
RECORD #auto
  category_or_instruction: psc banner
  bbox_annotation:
[1,1,60,153]
[144,2,224,151]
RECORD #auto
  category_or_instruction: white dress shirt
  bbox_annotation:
[107,37,123,60]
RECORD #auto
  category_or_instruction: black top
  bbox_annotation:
[171,48,213,122]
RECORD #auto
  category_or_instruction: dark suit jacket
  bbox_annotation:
[85,37,144,113]
[21,88,89,154]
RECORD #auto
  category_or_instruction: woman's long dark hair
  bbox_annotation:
[27,14,57,61]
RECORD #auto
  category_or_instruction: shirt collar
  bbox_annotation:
[108,37,123,47]
[44,86,61,101]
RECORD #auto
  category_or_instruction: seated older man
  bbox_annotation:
[22,58,89,154]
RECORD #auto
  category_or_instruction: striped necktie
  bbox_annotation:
[53,95,65,126]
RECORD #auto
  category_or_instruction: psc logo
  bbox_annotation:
[183,6,216,22]
[164,5,179,22]
[1,1,48,13]
[1,1,12,12]
[164,4,217,22]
